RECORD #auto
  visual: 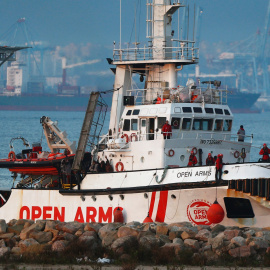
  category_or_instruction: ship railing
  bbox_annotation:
[126,86,229,105]
[98,131,253,148]
[113,41,199,62]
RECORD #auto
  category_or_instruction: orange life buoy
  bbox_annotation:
[115,162,124,172]
[234,151,240,158]
[121,134,129,143]
[241,152,246,159]
[192,147,198,155]
[168,149,175,157]
[130,133,138,142]
[8,151,16,160]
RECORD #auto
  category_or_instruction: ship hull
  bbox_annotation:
[1,163,270,227]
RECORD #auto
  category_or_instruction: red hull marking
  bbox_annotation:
[149,191,156,219]
[19,206,65,222]
[155,190,168,222]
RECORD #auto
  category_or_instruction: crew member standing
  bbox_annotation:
[188,151,197,166]
[206,153,215,166]
[162,120,172,139]
[259,143,270,162]
[215,154,223,181]
[237,125,245,142]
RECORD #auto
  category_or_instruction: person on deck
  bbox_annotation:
[215,154,223,181]
[237,125,245,142]
[259,143,270,162]
[188,151,197,166]
[206,153,215,166]
[162,120,172,139]
[61,154,72,184]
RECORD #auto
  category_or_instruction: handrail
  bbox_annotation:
[98,131,253,147]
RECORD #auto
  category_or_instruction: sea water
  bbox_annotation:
[0,110,269,189]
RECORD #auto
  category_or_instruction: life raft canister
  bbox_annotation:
[115,161,124,172]
[8,151,16,160]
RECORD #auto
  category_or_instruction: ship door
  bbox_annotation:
[140,118,147,140]
[148,118,155,140]
[140,118,155,140]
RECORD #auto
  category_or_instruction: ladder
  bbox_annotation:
[71,92,100,172]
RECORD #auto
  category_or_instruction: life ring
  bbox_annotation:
[121,134,129,143]
[192,147,197,155]
[168,149,175,157]
[8,151,16,160]
[241,152,246,159]
[173,120,179,127]
[130,133,138,142]
[234,151,240,158]
[115,162,124,172]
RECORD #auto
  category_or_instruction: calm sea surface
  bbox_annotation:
[0,110,269,189]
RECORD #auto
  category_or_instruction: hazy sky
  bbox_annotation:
[0,0,269,48]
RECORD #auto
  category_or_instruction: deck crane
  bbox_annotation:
[257,0,270,95]
[58,58,101,95]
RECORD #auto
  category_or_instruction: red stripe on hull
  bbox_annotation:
[148,191,156,219]
[155,190,168,222]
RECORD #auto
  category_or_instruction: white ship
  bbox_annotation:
[1,0,270,227]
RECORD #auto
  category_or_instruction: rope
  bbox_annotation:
[156,166,169,184]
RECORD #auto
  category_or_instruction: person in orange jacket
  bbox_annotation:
[161,120,172,139]
[206,153,215,166]
[215,154,223,181]
[188,151,197,166]
[259,143,270,162]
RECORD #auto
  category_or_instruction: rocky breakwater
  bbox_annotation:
[0,219,270,265]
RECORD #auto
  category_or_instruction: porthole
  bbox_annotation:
[180,155,185,161]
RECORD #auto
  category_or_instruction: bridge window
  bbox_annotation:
[193,119,202,130]
[205,108,214,114]
[174,107,181,113]
[182,107,192,113]
[214,119,223,131]
[172,117,180,129]
[141,119,146,127]
[133,109,140,115]
[193,118,213,131]
[123,119,130,131]
[131,119,138,130]
[126,110,132,116]
[202,119,213,131]
[223,120,232,131]
[224,109,231,115]
[182,118,191,130]
[215,108,223,115]
[158,117,167,129]
[193,107,202,113]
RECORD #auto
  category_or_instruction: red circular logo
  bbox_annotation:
[187,199,212,226]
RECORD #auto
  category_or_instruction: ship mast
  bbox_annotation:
[108,0,198,136]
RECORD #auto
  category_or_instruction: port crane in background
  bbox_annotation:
[204,0,270,96]
[58,58,101,95]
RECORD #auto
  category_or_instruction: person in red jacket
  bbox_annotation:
[188,151,197,166]
[215,154,223,181]
[259,143,270,162]
[206,153,215,166]
[162,120,172,139]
